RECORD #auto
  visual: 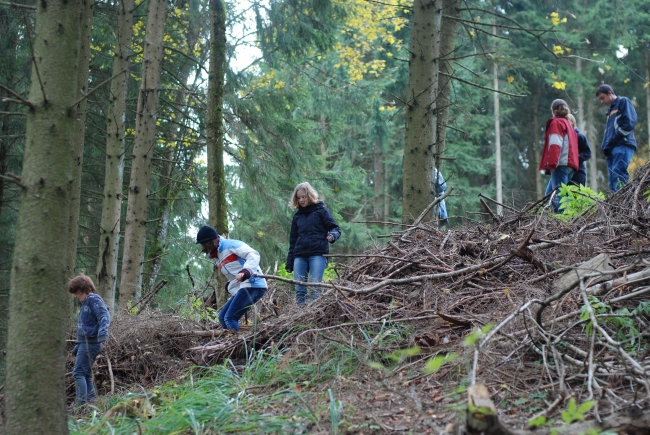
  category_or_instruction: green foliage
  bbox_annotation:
[277,262,337,282]
[560,398,594,425]
[644,188,650,202]
[69,346,359,434]
[328,389,343,435]
[527,414,552,428]
[463,324,494,347]
[177,295,219,324]
[556,184,605,220]
[580,296,643,348]
[424,353,458,375]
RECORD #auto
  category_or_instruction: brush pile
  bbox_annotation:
[84,163,650,427]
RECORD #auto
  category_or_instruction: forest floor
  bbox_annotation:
[62,163,650,434]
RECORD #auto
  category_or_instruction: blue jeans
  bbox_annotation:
[544,166,574,213]
[72,342,103,406]
[293,255,327,306]
[606,145,635,192]
[218,287,266,331]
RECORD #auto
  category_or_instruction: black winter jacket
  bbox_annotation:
[286,201,341,271]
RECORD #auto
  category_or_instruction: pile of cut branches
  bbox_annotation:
[86,163,650,429]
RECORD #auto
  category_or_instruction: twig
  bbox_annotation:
[0,84,34,110]
[105,354,115,395]
[0,173,26,189]
[0,1,36,9]
[70,68,129,108]
[478,193,518,212]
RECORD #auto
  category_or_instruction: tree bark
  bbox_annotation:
[66,0,94,288]
[144,13,200,291]
[646,45,650,161]
[435,0,461,175]
[532,90,543,198]
[119,0,167,308]
[402,0,442,223]
[96,0,135,311]
[206,0,229,307]
[373,137,385,220]
[5,0,83,432]
[492,25,502,215]
[575,57,589,188]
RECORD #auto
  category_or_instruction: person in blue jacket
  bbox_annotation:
[196,225,267,332]
[433,168,448,227]
[286,182,341,307]
[567,114,592,187]
[69,274,110,408]
[595,84,637,192]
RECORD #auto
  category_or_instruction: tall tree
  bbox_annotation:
[435,0,462,173]
[67,0,94,286]
[96,0,135,311]
[119,0,167,307]
[5,0,84,432]
[206,0,228,306]
[402,0,442,223]
[492,24,503,214]
[0,2,31,380]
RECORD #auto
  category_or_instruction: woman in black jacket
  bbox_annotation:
[286,182,341,306]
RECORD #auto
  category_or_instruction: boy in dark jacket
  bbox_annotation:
[596,84,637,192]
[69,274,110,408]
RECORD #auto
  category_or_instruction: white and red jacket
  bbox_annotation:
[210,237,267,295]
[539,117,579,174]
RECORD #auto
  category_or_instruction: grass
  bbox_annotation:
[68,338,361,434]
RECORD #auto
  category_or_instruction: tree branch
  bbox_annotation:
[0,84,34,110]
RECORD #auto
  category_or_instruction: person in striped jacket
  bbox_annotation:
[196,225,267,332]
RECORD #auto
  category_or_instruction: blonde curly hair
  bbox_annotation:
[289,182,320,209]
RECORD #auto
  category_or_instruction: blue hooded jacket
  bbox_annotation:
[286,201,341,270]
[574,127,592,176]
[601,96,637,155]
[76,293,110,344]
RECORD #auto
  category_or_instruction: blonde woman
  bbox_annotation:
[286,182,341,306]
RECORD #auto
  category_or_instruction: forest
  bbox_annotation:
[1,0,650,434]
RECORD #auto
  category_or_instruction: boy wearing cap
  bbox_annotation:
[595,84,637,192]
[69,274,110,409]
[196,225,267,332]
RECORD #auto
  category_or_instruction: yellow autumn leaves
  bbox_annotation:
[332,0,409,83]
[549,12,567,26]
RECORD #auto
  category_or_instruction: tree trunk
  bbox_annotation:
[373,138,384,220]
[5,1,83,433]
[119,0,167,308]
[144,17,200,292]
[96,0,134,311]
[66,0,94,288]
[575,58,589,187]
[492,27,502,215]
[402,0,442,223]
[435,0,461,174]
[532,90,543,198]
[646,46,650,161]
[206,0,229,306]
[0,3,25,380]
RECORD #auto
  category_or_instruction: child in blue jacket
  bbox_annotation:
[69,274,110,408]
